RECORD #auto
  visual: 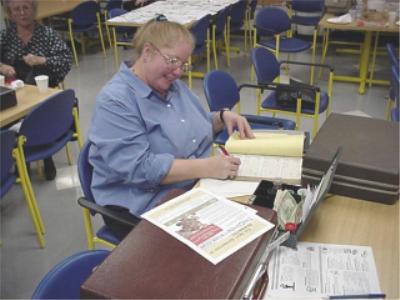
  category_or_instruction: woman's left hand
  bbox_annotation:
[222,111,255,139]
[23,54,46,66]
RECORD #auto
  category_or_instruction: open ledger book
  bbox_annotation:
[225,130,305,184]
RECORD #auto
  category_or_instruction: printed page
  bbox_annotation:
[198,178,259,198]
[234,154,303,184]
[265,242,382,299]
[225,130,305,157]
[141,188,275,265]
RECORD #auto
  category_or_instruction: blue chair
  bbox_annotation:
[66,1,107,66]
[188,14,211,88]
[31,250,110,299]
[251,47,334,138]
[385,44,399,120]
[289,0,324,83]
[102,0,123,47]
[227,0,248,50]
[107,8,136,66]
[245,0,257,47]
[203,70,296,145]
[254,7,313,61]
[16,90,83,228]
[211,7,230,69]
[77,141,140,249]
[390,65,399,122]
[0,130,45,248]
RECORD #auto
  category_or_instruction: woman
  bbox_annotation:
[89,17,254,239]
[0,0,72,87]
[0,0,73,180]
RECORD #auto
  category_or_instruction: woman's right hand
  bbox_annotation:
[0,64,16,78]
[207,154,241,180]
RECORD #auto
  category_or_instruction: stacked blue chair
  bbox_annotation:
[227,0,248,50]
[103,0,123,47]
[203,70,296,145]
[188,14,212,88]
[211,7,230,69]
[77,141,140,249]
[251,47,334,138]
[107,8,135,66]
[253,7,313,62]
[386,43,400,120]
[66,1,107,66]
[0,130,45,248]
[31,250,110,299]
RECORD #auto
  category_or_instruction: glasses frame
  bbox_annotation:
[149,43,192,73]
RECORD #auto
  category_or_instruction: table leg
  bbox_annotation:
[358,31,372,94]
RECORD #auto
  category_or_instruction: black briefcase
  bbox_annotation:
[0,86,17,111]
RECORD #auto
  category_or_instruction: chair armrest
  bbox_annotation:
[239,81,319,95]
[280,60,334,72]
[77,197,140,227]
[242,114,286,128]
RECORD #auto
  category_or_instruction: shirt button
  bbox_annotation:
[192,139,196,143]
[166,104,171,108]
[181,119,185,123]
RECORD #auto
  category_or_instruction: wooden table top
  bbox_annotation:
[0,85,61,128]
[36,0,81,20]
[319,13,400,33]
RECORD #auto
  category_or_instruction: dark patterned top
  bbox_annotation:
[0,22,72,87]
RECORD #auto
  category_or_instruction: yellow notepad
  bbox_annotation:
[225,131,304,183]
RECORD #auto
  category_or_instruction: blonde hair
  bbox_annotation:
[4,0,37,17]
[132,19,195,59]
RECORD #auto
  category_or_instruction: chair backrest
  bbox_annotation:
[229,0,247,27]
[105,0,122,11]
[214,7,230,36]
[248,0,257,19]
[190,14,211,50]
[203,70,240,111]
[78,141,95,202]
[0,130,16,197]
[251,47,281,84]
[255,7,291,35]
[291,0,324,13]
[70,1,100,26]
[19,89,75,148]
[31,250,110,299]
[108,7,127,19]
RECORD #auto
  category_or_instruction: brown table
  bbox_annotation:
[80,192,399,299]
[35,0,81,20]
[319,13,399,94]
[0,85,61,128]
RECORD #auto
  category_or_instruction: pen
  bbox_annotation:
[327,293,386,299]
[218,145,230,156]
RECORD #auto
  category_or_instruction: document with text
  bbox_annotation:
[141,188,275,265]
[265,242,381,299]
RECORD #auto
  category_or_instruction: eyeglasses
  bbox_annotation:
[10,4,32,14]
[150,43,192,73]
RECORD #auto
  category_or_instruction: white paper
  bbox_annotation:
[265,242,382,299]
[198,178,259,198]
[141,188,275,265]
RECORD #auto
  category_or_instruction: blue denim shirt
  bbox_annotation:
[88,62,213,216]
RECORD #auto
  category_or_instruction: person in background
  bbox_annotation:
[0,0,73,180]
[122,0,155,11]
[89,16,254,240]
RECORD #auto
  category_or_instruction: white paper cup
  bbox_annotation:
[0,75,4,87]
[35,75,49,93]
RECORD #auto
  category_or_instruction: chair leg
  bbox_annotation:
[82,208,95,250]
[224,24,230,67]
[206,29,210,72]
[319,29,330,79]
[212,25,218,70]
[385,99,394,120]
[312,114,319,138]
[368,32,379,88]
[97,13,107,57]
[72,106,84,149]
[65,143,73,165]
[310,29,317,85]
[113,27,120,69]
[13,149,46,248]
[68,19,79,66]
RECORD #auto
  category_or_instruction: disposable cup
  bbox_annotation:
[35,75,49,93]
[0,75,4,87]
[349,9,357,21]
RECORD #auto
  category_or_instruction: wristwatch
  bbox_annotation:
[219,108,230,123]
